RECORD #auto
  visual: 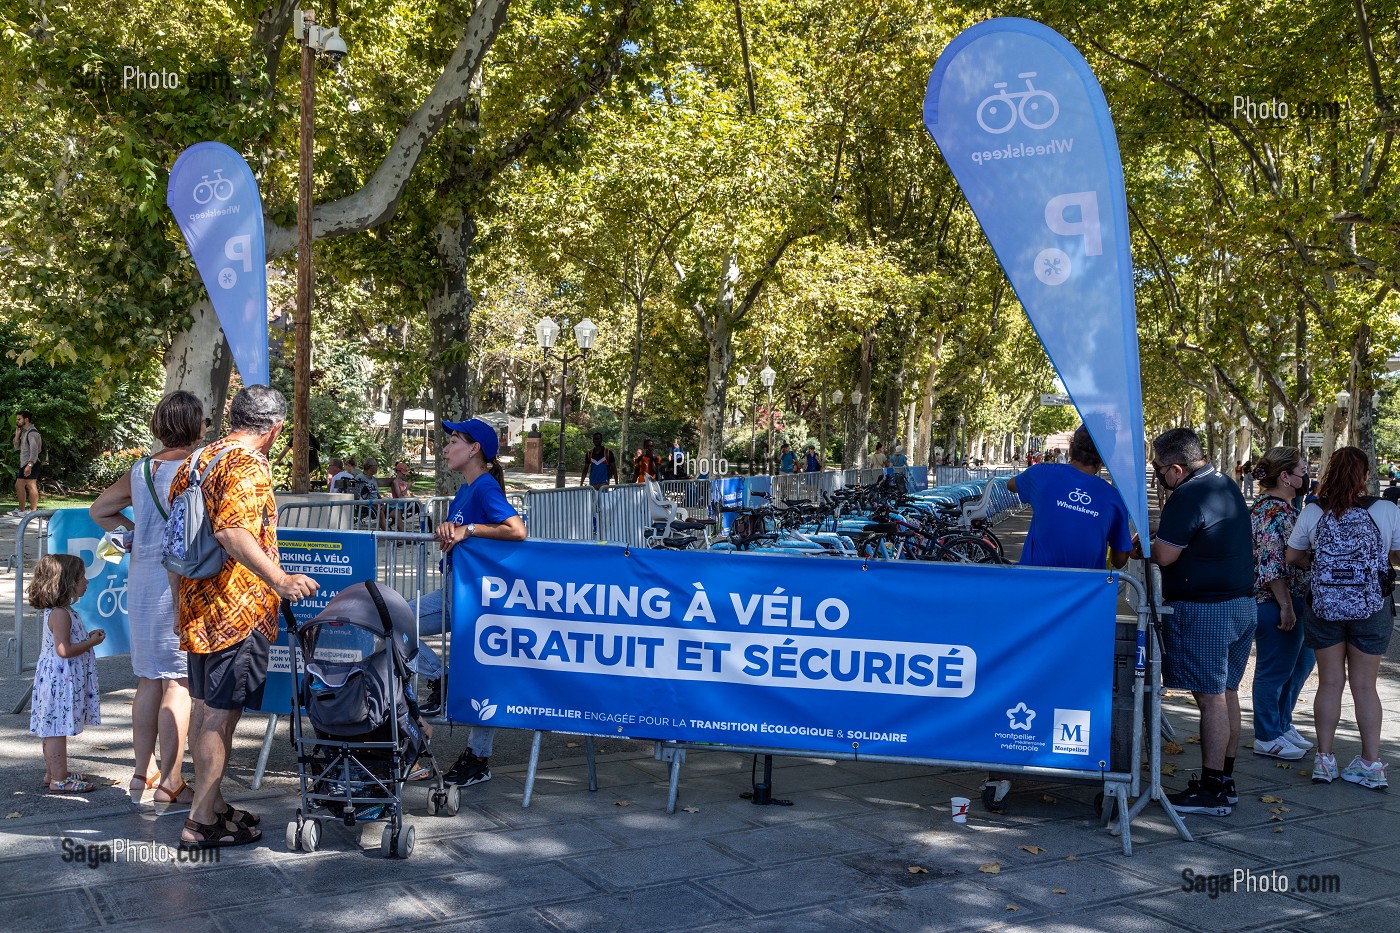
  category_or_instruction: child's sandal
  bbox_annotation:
[46,778,95,794]
[178,817,261,849]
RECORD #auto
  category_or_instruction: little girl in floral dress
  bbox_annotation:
[29,554,105,793]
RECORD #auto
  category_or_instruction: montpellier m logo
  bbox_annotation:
[1053,709,1090,754]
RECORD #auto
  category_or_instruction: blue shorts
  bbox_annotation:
[1161,597,1256,694]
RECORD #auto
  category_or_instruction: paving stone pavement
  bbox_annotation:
[4,502,1400,930]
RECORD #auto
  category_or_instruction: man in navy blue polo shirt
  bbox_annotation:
[1149,427,1255,817]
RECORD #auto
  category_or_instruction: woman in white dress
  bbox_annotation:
[90,390,204,804]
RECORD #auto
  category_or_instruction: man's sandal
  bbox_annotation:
[179,817,261,849]
[153,782,195,805]
[215,804,260,827]
[46,778,95,794]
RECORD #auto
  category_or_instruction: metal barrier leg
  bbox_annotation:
[12,684,32,715]
[1124,627,1193,842]
[522,730,543,808]
[585,735,597,792]
[251,714,278,790]
[665,746,685,814]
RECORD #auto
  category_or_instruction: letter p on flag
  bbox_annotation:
[1045,191,1102,256]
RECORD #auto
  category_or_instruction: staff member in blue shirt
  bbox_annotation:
[979,425,1132,813]
[408,418,525,788]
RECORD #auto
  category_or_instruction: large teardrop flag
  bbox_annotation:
[166,142,269,387]
[924,17,1148,538]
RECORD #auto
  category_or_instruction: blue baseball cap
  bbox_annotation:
[442,418,498,461]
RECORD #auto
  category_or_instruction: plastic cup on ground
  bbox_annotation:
[951,796,970,823]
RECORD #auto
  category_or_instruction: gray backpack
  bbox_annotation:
[1310,503,1386,622]
[160,445,234,579]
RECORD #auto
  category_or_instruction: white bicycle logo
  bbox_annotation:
[96,575,128,618]
[976,72,1060,134]
[192,169,234,205]
[1067,488,1092,505]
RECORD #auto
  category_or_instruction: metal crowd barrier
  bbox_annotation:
[523,486,599,541]
[597,484,654,547]
[8,510,54,677]
[657,479,712,512]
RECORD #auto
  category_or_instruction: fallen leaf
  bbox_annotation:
[907,866,928,874]
[979,862,1002,874]
[1299,770,1312,776]
[1052,888,1068,895]
[612,801,630,807]
[1186,735,1201,745]
[1065,855,1079,861]
[1273,827,1285,833]
[1004,904,1021,912]
[1269,814,1284,822]
[1164,741,1184,755]
[1160,763,1178,776]
[1260,795,1284,804]
[681,806,700,814]
[5,812,20,819]
[1041,794,1057,804]
[1019,845,1046,855]
[1270,806,1291,814]
[565,742,580,748]
[94,745,110,751]
[1276,762,1294,769]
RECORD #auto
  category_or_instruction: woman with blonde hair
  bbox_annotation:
[1287,447,1400,789]
[1247,447,1315,760]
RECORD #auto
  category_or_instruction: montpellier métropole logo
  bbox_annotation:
[471,697,498,721]
[1006,701,1036,731]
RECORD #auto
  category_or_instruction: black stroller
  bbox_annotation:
[283,580,457,858]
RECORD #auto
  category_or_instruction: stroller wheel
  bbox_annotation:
[302,818,321,852]
[380,824,394,858]
[397,822,416,859]
[286,820,300,851]
[425,791,440,817]
[444,785,460,817]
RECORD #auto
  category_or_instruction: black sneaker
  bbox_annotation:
[1184,775,1238,805]
[418,679,442,717]
[1169,778,1232,816]
[444,750,491,787]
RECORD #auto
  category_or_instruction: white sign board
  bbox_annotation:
[1302,432,1324,447]
[1040,393,1073,407]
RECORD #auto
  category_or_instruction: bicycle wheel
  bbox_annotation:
[939,534,1003,564]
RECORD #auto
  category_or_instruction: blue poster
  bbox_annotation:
[449,539,1118,769]
[924,19,1148,540]
[255,528,377,713]
[47,509,132,658]
[166,142,269,387]
[713,477,745,531]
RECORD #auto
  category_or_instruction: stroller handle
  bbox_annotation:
[281,599,300,635]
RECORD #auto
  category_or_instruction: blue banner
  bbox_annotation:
[255,528,377,714]
[713,478,744,531]
[449,540,1117,769]
[47,509,132,658]
[924,18,1148,539]
[166,142,269,387]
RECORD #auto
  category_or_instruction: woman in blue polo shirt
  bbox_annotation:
[406,418,524,787]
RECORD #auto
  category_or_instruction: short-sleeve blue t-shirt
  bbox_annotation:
[1015,463,1133,570]
[446,473,518,527]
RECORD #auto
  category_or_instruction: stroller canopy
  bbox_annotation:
[306,581,421,665]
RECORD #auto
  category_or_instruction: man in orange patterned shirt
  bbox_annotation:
[171,385,318,849]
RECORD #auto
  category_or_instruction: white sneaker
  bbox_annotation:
[1341,756,1388,791]
[1282,727,1313,750]
[1254,737,1306,760]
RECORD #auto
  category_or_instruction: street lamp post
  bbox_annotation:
[829,390,843,469]
[291,8,347,494]
[849,388,863,468]
[760,364,776,473]
[737,370,754,475]
[535,316,598,488]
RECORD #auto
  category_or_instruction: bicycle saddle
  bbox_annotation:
[672,520,711,531]
[663,535,697,548]
[860,522,900,536]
